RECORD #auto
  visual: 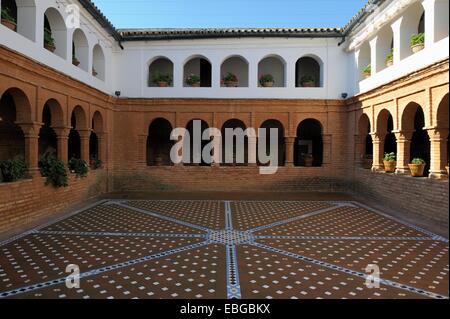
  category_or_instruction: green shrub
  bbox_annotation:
[0,156,27,183]
[44,28,55,47]
[300,75,315,83]
[91,159,103,170]
[411,158,426,165]
[223,72,238,83]
[362,64,371,75]
[69,158,89,177]
[410,33,425,46]
[383,152,396,162]
[151,71,172,85]
[39,154,68,188]
[1,7,16,23]
[385,48,394,64]
[186,74,201,86]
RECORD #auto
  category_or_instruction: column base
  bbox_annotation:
[428,171,449,180]
[395,168,410,175]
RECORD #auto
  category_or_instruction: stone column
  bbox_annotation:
[371,132,385,171]
[285,137,296,167]
[53,127,71,164]
[78,129,91,164]
[428,128,449,179]
[394,130,413,175]
[18,123,42,174]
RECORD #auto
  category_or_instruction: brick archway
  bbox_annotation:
[147,118,174,166]
[295,119,323,167]
[0,90,25,162]
[259,119,285,166]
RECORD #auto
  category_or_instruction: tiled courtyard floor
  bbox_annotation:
[0,199,448,299]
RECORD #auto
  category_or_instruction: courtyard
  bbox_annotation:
[0,198,448,299]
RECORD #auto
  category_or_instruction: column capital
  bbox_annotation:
[53,126,71,138]
[370,132,385,141]
[425,127,449,139]
[78,129,92,140]
[393,130,414,140]
[285,136,296,144]
[16,122,42,137]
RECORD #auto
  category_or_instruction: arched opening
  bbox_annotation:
[148,57,174,87]
[184,56,212,87]
[399,2,425,59]
[436,94,449,171]
[89,132,98,162]
[1,0,36,41]
[434,1,449,42]
[220,56,249,87]
[258,55,286,87]
[377,109,396,157]
[259,120,285,166]
[43,7,67,59]
[295,56,322,87]
[294,119,323,167]
[92,111,104,134]
[68,112,81,160]
[38,103,58,157]
[0,90,25,162]
[147,118,173,166]
[93,44,105,80]
[221,119,248,166]
[376,25,394,71]
[410,107,430,175]
[358,114,373,168]
[72,28,89,71]
[358,42,371,80]
[184,119,210,166]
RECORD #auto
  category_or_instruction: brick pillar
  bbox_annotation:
[18,123,41,174]
[248,136,257,166]
[78,129,91,163]
[371,132,385,171]
[394,130,413,175]
[53,127,70,164]
[354,134,363,165]
[428,128,449,179]
[285,137,296,167]
[138,134,147,168]
[322,134,332,165]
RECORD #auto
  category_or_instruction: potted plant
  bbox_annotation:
[1,7,17,31]
[362,64,371,79]
[408,158,426,177]
[410,32,425,53]
[300,75,316,87]
[152,71,172,87]
[38,153,68,188]
[362,154,373,169]
[385,48,394,67]
[223,72,238,87]
[186,74,201,87]
[69,158,89,177]
[259,74,274,87]
[90,158,102,170]
[303,153,314,167]
[72,54,80,66]
[92,67,98,77]
[383,152,396,173]
[44,28,56,52]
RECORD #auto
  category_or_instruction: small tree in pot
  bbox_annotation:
[410,33,425,53]
[0,156,27,183]
[186,74,201,87]
[362,64,371,79]
[259,74,274,87]
[152,71,172,87]
[408,158,426,177]
[300,75,316,87]
[223,72,238,87]
[44,28,56,52]
[385,48,394,67]
[383,152,396,173]
[1,7,17,31]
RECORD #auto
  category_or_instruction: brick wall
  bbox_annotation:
[0,170,108,236]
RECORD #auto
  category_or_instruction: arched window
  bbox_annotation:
[295,56,322,87]
[91,111,104,163]
[221,119,248,165]
[0,90,25,162]
[358,42,371,80]
[72,28,89,71]
[38,102,59,157]
[258,55,286,87]
[259,120,285,166]
[294,119,323,167]
[220,56,249,87]
[93,44,105,80]
[147,118,173,166]
[148,57,174,87]
[376,25,394,71]
[43,7,67,59]
[1,0,36,41]
[358,114,373,169]
[376,109,396,158]
[399,2,425,59]
[184,56,211,87]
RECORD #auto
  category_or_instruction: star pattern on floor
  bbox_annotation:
[0,200,448,299]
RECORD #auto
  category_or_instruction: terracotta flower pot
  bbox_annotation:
[386,60,393,67]
[383,160,396,173]
[72,59,80,66]
[302,81,315,87]
[44,43,56,53]
[1,19,16,31]
[224,81,238,87]
[190,83,200,87]
[262,81,274,87]
[92,69,98,77]
[408,164,425,177]
[411,43,424,53]
[157,81,169,87]
[363,73,370,79]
